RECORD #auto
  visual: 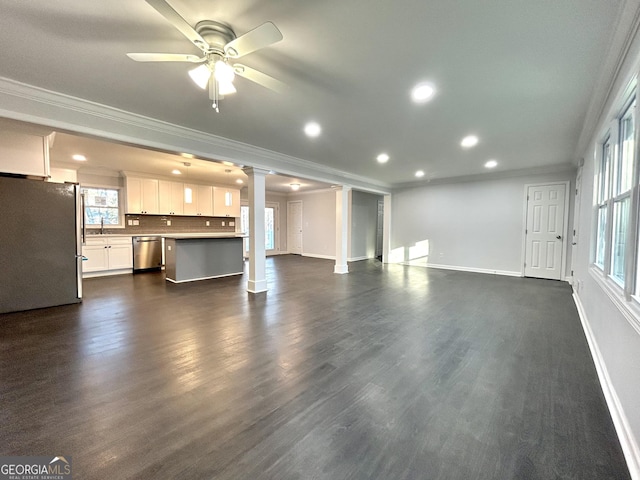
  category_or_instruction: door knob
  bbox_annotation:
[556,235,562,240]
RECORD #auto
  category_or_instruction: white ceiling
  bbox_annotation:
[0,0,628,187]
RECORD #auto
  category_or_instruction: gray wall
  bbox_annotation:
[288,189,336,258]
[350,190,380,260]
[391,170,575,275]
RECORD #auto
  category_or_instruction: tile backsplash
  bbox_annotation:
[88,214,238,235]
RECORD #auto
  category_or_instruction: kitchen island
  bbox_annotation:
[163,233,245,283]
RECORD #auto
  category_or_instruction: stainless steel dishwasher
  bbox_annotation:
[132,236,163,273]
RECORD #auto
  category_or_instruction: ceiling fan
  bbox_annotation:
[128,0,285,112]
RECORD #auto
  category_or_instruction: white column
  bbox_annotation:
[243,167,268,293]
[334,186,351,274]
[382,194,392,264]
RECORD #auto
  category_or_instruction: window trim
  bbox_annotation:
[591,83,640,313]
[81,184,125,228]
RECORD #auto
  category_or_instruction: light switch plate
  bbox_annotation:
[221,221,225,226]
[133,220,139,226]
[229,221,235,226]
[167,220,171,226]
[206,221,210,226]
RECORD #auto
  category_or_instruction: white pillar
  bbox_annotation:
[382,194,392,264]
[334,186,351,274]
[243,167,268,293]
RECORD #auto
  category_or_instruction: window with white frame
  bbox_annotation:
[82,187,122,226]
[593,95,636,291]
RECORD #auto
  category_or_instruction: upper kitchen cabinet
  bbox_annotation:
[213,187,241,217]
[126,177,159,214]
[184,184,213,216]
[158,180,184,215]
[0,128,53,178]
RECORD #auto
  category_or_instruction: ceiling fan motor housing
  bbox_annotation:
[195,21,236,55]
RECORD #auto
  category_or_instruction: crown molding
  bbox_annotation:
[393,163,577,191]
[0,77,392,195]
[575,0,640,158]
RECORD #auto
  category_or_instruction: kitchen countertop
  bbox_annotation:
[87,232,245,238]
[163,233,247,239]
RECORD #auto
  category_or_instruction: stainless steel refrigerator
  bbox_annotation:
[0,175,83,314]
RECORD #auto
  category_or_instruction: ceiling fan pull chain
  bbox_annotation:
[209,77,220,113]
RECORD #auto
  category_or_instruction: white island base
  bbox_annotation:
[164,235,244,283]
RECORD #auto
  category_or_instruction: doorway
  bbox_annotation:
[240,202,280,256]
[375,199,384,260]
[287,200,303,255]
[523,182,569,280]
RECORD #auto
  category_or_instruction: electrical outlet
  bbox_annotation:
[206,221,210,226]
[167,220,171,226]
[127,220,133,226]
[167,245,172,251]
[222,221,225,226]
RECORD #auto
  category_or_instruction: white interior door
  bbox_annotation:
[524,183,567,280]
[287,200,303,255]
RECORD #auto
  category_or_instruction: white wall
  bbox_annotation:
[288,189,336,259]
[391,170,575,275]
[571,22,640,474]
[350,190,380,260]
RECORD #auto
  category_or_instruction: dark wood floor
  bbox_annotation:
[0,256,630,479]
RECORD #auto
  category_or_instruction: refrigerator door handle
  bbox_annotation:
[80,191,86,246]
[75,185,84,300]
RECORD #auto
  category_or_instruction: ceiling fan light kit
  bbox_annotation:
[128,0,284,112]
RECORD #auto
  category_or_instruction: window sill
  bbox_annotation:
[589,266,640,335]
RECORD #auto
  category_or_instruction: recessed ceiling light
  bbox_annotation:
[304,122,321,138]
[411,83,436,103]
[290,183,301,191]
[236,179,243,184]
[461,135,479,148]
[485,160,498,169]
[376,153,390,164]
[72,154,86,161]
[415,170,425,178]
[171,169,182,175]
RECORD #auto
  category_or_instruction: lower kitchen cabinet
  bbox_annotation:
[83,236,133,276]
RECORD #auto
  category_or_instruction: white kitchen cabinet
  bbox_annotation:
[82,241,109,272]
[83,236,133,276]
[197,185,213,216]
[0,130,51,177]
[159,180,184,215]
[126,177,159,214]
[184,183,213,216]
[213,187,241,217]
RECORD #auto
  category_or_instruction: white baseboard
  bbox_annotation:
[83,268,132,278]
[302,253,335,260]
[422,263,521,277]
[573,293,640,480]
[348,256,371,262]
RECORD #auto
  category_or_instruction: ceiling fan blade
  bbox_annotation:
[145,0,210,53]
[224,22,283,58]
[233,64,287,93]
[127,53,204,63]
